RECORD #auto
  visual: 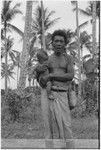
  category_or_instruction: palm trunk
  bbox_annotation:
[92,1,97,110]
[41,1,46,51]
[17,1,33,94]
[76,2,81,101]
[92,1,97,58]
[17,66,19,87]
[81,46,85,100]
[29,80,31,87]
[4,23,8,94]
[98,18,100,48]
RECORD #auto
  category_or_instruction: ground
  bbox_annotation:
[1,89,98,140]
[1,111,98,139]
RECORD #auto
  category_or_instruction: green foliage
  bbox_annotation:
[2,89,22,122]
[71,76,98,118]
[1,87,41,123]
[84,78,98,113]
[32,5,60,35]
[1,63,15,81]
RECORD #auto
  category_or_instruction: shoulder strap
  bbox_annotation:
[63,52,69,66]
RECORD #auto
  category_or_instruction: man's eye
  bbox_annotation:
[54,40,64,43]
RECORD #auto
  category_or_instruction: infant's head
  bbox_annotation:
[37,50,48,63]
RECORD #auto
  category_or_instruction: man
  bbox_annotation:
[37,30,74,147]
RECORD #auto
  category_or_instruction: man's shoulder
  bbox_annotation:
[65,53,73,59]
[64,53,74,64]
[48,53,55,61]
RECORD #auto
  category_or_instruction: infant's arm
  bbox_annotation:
[46,81,52,94]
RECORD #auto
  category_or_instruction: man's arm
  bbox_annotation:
[49,67,74,82]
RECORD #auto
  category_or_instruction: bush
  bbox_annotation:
[2,90,22,122]
[1,87,41,123]
[84,78,98,113]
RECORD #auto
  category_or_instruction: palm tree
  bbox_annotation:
[1,1,23,37]
[79,2,99,102]
[1,36,18,61]
[11,51,21,87]
[77,1,100,47]
[67,31,93,99]
[23,3,60,87]
[1,0,23,94]
[1,36,21,88]
[17,1,33,94]
[71,1,81,101]
[31,4,60,48]
[1,63,15,84]
[73,1,100,72]
[92,1,97,58]
[1,36,18,86]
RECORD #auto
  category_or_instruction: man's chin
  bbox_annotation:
[55,51,62,55]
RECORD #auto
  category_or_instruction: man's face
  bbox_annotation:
[52,35,66,55]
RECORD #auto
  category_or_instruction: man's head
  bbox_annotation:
[37,50,48,63]
[52,30,67,55]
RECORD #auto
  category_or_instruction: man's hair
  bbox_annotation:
[52,29,67,44]
[37,50,48,62]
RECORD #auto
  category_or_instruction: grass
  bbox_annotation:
[1,109,98,139]
[71,116,98,139]
[1,115,98,139]
[1,89,98,139]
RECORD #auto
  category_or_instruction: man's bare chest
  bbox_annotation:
[49,55,67,72]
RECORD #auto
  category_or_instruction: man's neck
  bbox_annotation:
[54,52,63,57]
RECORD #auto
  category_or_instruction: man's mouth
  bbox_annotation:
[57,47,62,50]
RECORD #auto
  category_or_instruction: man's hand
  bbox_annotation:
[41,74,50,83]
[36,64,48,73]
[48,72,74,82]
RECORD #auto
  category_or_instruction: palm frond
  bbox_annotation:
[1,62,15,80]
[82,54,91,62]
[45,18,60,30]
[9,9,22,20]
[45,10,55,20]
[12,3,22,10]
[32,5,60,35]
[2,1,12,17]
[78,8,92,17]
[71,1,77,5]
[7,23,24,37]
[75,21,89,33]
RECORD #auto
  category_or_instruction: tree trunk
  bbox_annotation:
[76,2,81,101]
[92,1,97,57]
[4,23,8,94]
[92,1,98,110]
[17,1,33,94]
[41,1,46,51]
[17,66,19,88]
[28,78,31,87]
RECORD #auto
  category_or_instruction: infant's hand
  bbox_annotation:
[36,64,47,73]
[47,85,51,94]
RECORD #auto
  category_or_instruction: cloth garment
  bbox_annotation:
[41,88,53,139]
[49,90,73,139]
[41,88,73,140]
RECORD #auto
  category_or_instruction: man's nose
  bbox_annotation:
[57,41,62,46]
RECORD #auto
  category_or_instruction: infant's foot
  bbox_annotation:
[48,94,54,100]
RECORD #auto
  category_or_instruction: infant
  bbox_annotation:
[35,50,54,100]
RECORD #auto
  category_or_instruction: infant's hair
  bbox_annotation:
[37,50,48,61]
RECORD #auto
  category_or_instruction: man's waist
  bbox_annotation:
[52,81,71,89]
[51,87,67,92]
[51,84,68,92]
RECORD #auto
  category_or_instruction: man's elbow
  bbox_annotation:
[70,73,74,80]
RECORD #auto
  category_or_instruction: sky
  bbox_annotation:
[9,0,93,53]
[1,0,99,89]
